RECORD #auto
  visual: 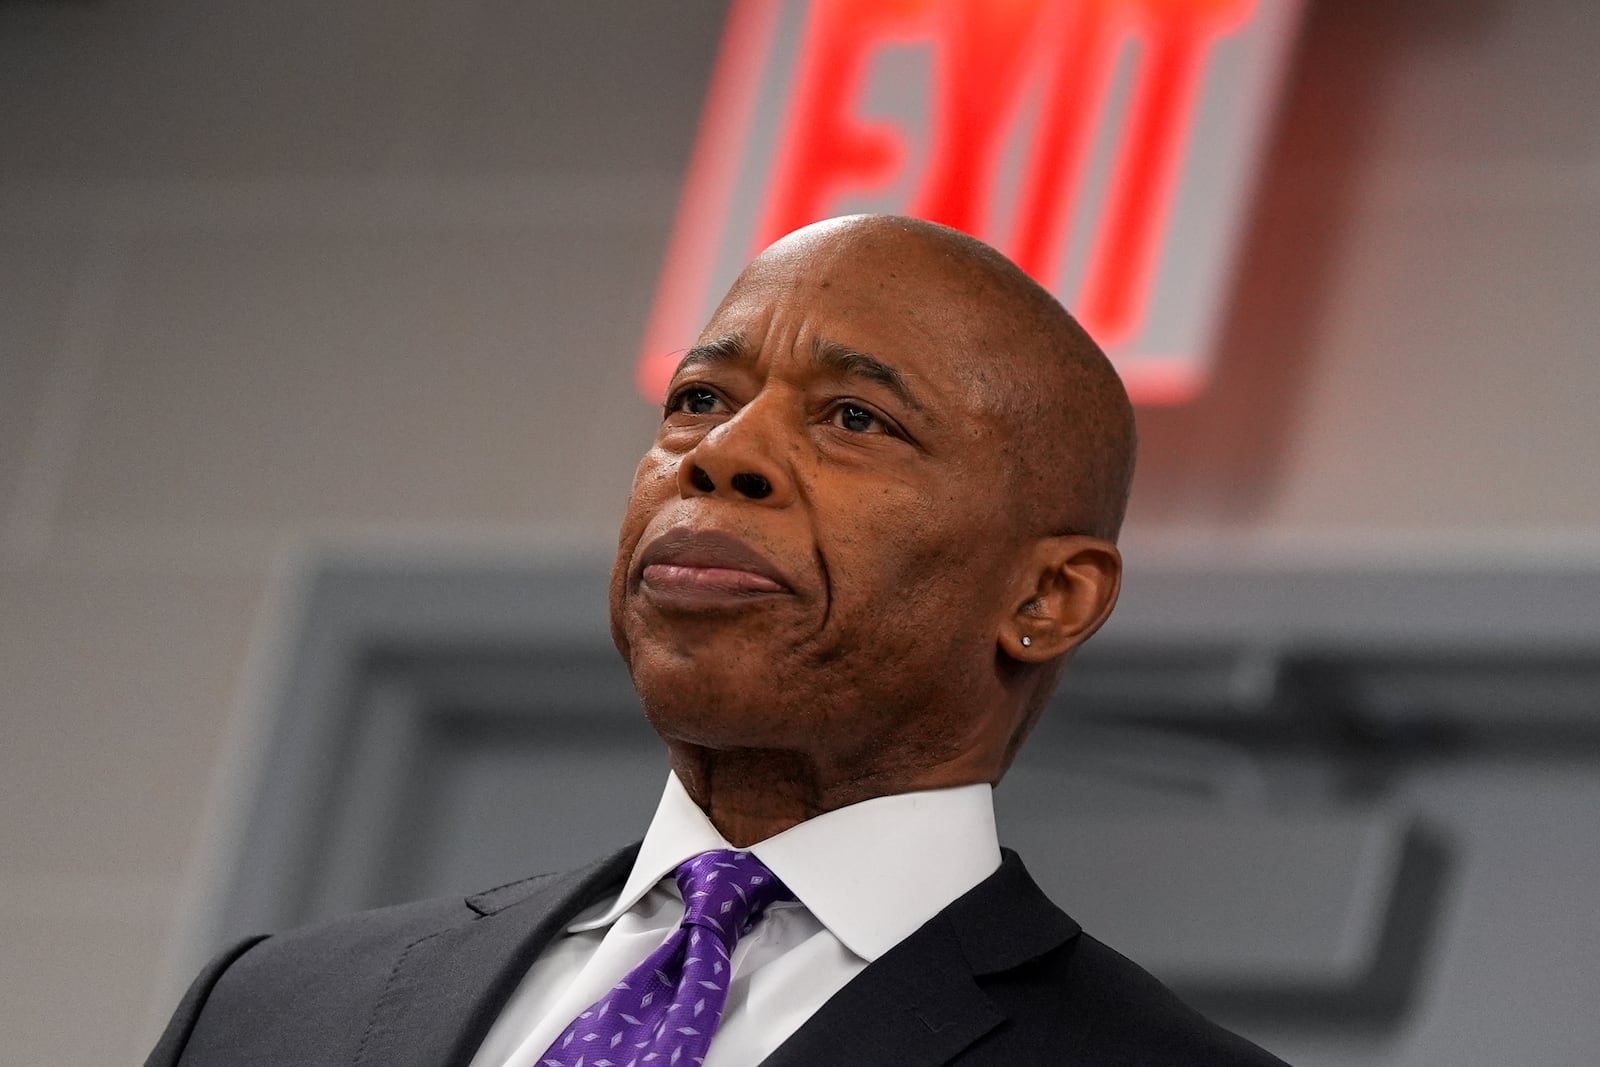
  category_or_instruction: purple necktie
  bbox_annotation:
[537,849,795,1067]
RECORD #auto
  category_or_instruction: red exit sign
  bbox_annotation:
[638,0,1304,405]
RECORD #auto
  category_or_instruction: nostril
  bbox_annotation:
[689,466,715,492]
[731,473,772,500]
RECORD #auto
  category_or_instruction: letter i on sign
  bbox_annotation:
[636,0,1305,406]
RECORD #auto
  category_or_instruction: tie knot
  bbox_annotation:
[674,850,793,943]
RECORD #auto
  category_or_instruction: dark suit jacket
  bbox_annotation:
[147,847,1288,1066]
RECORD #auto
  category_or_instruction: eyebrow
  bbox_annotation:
[673,333,925,413]
[811,338,924,411]
[674,333,751,375]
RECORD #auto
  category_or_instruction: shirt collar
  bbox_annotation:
[570,771,1001,963]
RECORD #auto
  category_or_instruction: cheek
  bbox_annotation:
[610,452,678,622]
[876,474,996,570]
[617,450,676,542]
[821,492,1004,647]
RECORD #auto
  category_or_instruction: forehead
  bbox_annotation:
[697,240,1018,414]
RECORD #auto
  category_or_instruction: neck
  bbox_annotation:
[667,747,822,846]
[666,743,1004,847]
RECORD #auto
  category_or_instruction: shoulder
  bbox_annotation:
[955,853,1290,1065]
[186,844,639,1004]
[212,865,577,997]
[1049,932,1289,1065]
[143,891,484,1067]
[152,867,589,1067]
[975,930,1288,1064]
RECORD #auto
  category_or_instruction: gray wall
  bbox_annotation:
[2,1,1597,1064]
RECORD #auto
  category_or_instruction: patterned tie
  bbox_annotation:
[537,850,794,1067]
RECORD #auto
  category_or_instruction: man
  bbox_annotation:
[147,215,1288,1066]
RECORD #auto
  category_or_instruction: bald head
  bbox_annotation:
[749,214,1137,542]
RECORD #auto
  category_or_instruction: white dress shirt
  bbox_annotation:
[468,772,1002,1067]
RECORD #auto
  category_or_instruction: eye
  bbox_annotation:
[666,386,726,417]
[830,403,887,434]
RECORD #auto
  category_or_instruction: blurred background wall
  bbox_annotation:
[1,1,1597,1064]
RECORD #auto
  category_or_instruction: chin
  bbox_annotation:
[630,655,809,752]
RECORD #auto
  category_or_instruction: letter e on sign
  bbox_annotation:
[637,0,1305,405]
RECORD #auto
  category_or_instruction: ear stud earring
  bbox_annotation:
[1020,636,1033,647]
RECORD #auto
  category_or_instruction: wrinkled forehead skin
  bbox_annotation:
[712,218,1013,410]
[711,214,1136,542]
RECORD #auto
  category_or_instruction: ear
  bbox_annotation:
[1000,536,1122,662]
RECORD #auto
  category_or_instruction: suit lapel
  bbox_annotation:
[763,850,1080,1067]
[352,845,639,1067]
[760,912,1004,1067]
[338,846,1074,1067]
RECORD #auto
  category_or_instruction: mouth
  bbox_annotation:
[636,528,794,609]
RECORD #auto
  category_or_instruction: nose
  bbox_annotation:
[688,467,771,499]
[678,404,791,506]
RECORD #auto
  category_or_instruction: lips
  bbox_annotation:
[637,528,794,607]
